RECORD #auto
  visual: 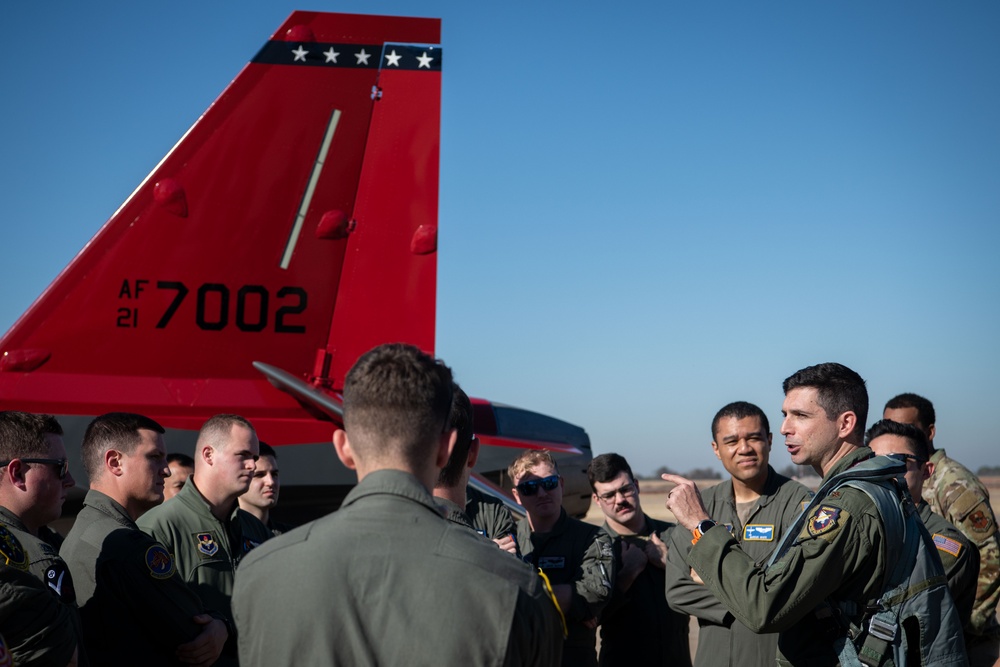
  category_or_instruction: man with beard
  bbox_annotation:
[588,453,690,667]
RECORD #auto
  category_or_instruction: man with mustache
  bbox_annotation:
[588,452,691,667]
[664,401,811,667]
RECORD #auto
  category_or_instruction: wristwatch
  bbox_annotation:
[691,519,717,545]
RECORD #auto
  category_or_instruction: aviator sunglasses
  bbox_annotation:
[515,475,560,496]
[0,458,70,480]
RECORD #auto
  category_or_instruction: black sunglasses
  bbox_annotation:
[516,475,559,497]
[0,458,70,480]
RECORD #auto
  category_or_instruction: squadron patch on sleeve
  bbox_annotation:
[243,537,261,553]
[145,544,176,579]
[743,524,775,541]
[805,506,843,539]
[45,562,76,603]
[933,534,963,557]
[0,525,27,570]
[195,532,220,558]
[967,510,993,534]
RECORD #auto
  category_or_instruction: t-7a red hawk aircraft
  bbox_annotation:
[0,10,593,523]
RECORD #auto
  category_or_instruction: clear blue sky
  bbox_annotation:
[2,2,998,477]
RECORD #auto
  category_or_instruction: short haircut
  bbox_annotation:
[783,362,868,442]
[197,414,256,450]
[82,413,165,482]
[258,442,277,459]
[711,401,770,441]
[166,452,195,467]
[343,343,454,468]
[508,450,558,484]
[0,411,63,461]
[884,393,936,434]
[864,418,930,461]
[436,384,474,488]
[586,453,634,491]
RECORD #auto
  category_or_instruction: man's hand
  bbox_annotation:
[493,534,518,555]
[616,540,649,592]
[645,532,667,570]
[176,615,228,667]
[661,473,710,532]
[690,566,705,585]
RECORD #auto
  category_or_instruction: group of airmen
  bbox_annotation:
[0,346,997,667]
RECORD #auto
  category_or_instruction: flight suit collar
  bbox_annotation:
[0,505,28,534]
[719,465,784,510]
[822,446,874,482]
[82,489,138,530]
[601,512,655,539]
[343,469,444,517]
[436,496,474,527]
[176,476,241,523]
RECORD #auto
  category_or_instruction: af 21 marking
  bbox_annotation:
[115,280,308,333]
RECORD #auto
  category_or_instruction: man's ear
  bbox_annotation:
[466,436,480,469]
[333,429,356,470]
[201,445,214,467]
[3,460,27,490]
[436,428,458,470]
[837,411,858,441]
[927,423,936,442]
[105,450,124,477]
[711,440,722,461]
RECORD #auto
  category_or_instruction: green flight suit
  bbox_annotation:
[1,546,78,667]
[600,514,691,667]
[437,496,497,546]
[232,470,564,666]
[665,467,812,667]
[686,448,908,666]
[923,448,1000,666]
[467,485,518,540]
[0,507,76,606]
[60,490,211,666]
[517,508,614,667]
[138,477,270,666]
[918,501,981,645]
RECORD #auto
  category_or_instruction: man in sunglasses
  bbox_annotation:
[865,419,979,644]
[510,449,614,667]
[588,452,691,667]
[0,410,84,664]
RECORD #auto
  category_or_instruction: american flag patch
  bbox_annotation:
[933,533,962,557]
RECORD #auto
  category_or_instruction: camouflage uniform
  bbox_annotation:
[923,448,1000,664]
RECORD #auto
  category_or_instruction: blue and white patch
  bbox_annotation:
[242,537,261,553]
[195,532,220,558]
[45,562,76,603]
[145,544,176,579]
[743,524,775,541]
[538,556,566,570]
[807,506,841,537]
[723,523,735,534]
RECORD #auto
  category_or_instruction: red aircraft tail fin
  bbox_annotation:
[0,11,441,443]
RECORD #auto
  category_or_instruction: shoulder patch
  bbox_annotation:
[45,562,76,603]
[0,525,28,570]
[966,509,993,534]
[195,532,220,558]
[743,524,775,541]
[805,506,842,538]
[145,544,176,579]
[723,523,735,534]
[243,537,261,553]
[933,533,963,557]
[0,631,11,667]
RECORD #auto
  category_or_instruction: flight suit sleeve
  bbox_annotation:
[664,521,731,625]
[502,577,565,667]
[100,532,206,654]
[0,566,79,667]
[935,530,981,632]
[943,485,1000,635]
[566,528,614,623]
[687,495,881,634]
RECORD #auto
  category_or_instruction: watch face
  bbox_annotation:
[698,520,715,533]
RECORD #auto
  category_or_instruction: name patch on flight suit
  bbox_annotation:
[538,556,566,570]
[743,524,775,541]
[0,525,27,570]
[145,544,176,579]
[803,506,845,540]
[933,534,963,557]
[195,532,220,557]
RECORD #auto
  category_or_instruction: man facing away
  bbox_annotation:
[60,412,227,667]
[138,414,270,666]
[588,452,690,667]
[884,392,1000,666]
[865,418,979,637]
[664,362,965,666]
[510,449,614,667]
[232,343,564,666]
[433,383,519,554]
[237,442,291,536]
[665,402,812,667]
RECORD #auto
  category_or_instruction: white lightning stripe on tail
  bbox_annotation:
[280,108,342,269]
